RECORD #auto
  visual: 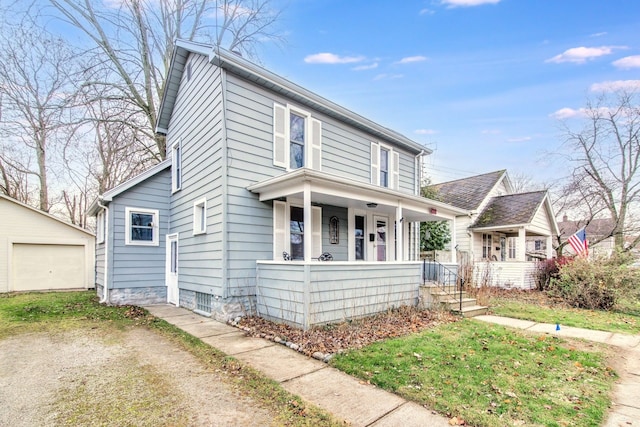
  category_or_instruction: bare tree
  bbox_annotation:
[557,88,640,252]
[0,19,78,211]
[50,0,283,160]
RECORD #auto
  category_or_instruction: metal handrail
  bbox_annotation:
[422,259,465,313]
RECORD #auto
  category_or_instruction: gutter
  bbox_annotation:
[96,196,110,304]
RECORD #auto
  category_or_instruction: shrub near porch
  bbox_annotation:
[331,320,616,427]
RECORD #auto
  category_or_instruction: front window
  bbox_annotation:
[380,148,389,187]
[355,215,365,260]
[482,233,492,259]
[508,237,517,259]
[290,206,304,259]
[290,112,305,169]
[125,207,159,246]
[96,210,105,244]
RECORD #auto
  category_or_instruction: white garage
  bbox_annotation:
[0,195,95,293]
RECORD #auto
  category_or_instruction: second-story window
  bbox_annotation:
[273,103,322,171]
[290,112,305,169]
[371,142,399,189]
[171,140,182,193]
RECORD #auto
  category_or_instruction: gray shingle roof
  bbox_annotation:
[427,170,506,211]
[472,191,548,228]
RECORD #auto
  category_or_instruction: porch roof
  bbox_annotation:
[247,168,467,221]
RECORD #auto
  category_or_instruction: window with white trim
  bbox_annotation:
[371,142,399,189]
[508,237,517,259]
[125,207,159,246]
[96,210,105,244]
[482,233,492,259]
[355,215,365,260]
[273,200,322,260]
[171,140,182,192]
[193,197,207,235]
[273,103,322,171]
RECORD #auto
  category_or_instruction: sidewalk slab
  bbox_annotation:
[283,367,405,427]
[201,332,275,355]
[234,344,326,382]
[145,305,192,318]
[528,323,613,343]
[607,333,640,349]
[370,401,450,427]
[604,404,640,426]
[179,320,237,338]
[474,315,536,330]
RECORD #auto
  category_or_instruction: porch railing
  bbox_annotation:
[423,259,465,313]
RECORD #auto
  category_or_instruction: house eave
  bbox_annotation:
[470,223,530,233]
[247,168,468,219]
[87,159,172,217]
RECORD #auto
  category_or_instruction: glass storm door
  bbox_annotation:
[166,234,179,306]
[374,216,387,261]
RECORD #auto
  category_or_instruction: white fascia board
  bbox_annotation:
[102,159,172,202]
[470,224,529,233]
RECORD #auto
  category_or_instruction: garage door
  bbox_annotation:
[11,243,86,291]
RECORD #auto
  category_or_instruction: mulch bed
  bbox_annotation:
[235,306,459,358]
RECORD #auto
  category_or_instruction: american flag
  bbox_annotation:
[567,228,588,256]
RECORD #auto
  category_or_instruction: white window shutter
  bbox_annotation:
[273,103,287,168]
[312,206,322,258]
[310,118,322,170]
[370,142,379,185]
[273,201,287,259]
[392,150,400,190]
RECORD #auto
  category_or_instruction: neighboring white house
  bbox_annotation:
[0,194,95,293]
[427,170,559,289]
[557,214,616,258]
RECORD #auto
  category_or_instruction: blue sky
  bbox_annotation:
[260,0,640,184]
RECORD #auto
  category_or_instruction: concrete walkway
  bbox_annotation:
[475,315,640,426]
[145,305,640,426]
[144,304,451,427]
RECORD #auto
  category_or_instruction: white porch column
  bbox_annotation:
[396,202,403,261]
[546,235,553,259]
[303,180,312,262]
[450,216,457,263]
[517,227,526,261]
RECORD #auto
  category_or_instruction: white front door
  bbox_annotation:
[374,216,388,261]
[166,233,179,306]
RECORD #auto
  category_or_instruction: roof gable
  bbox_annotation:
[157,40,429,155]
[427,170,508,211]
[471,191,548,229]
[0,194,94,237]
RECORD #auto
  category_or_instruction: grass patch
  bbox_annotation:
[0,291,342,427]
[488,294,640,335]
[331,320,616,427]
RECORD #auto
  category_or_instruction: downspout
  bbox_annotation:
[219,51,230,300]
[97,197,109,304]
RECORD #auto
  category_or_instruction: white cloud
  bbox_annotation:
[590,32,607,38]
[419,8,435,15]
[613,55,640,69]
[550,108,584,120]
[590,80,640,92]
[373,73,404,81]
[352,63,378,71]
[441,0,501,7]
[415,129,438,135]
[396,55,428,64]
[304,53,365,64]
[545,46,623,64]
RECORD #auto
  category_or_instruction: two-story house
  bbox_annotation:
[88,40,466,329]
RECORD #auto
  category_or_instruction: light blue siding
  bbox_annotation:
[109,168,170,292]
[256,262,422,328]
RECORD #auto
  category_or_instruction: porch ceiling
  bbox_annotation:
[247,168,467,221]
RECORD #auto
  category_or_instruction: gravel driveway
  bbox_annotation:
[0,327,276,426]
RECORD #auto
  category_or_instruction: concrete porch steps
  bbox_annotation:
[419,283,488,318]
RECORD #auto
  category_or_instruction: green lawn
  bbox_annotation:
[488,295,640,335]
[331,320,616,427]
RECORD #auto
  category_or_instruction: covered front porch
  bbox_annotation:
[247,168,467,328]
